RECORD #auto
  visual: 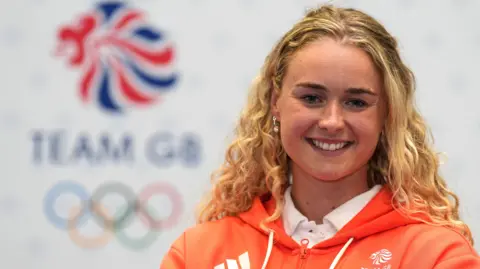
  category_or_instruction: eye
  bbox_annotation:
[301,95,324,105]
[345,99,368,108]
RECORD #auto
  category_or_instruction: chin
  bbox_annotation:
[310,171,349,182]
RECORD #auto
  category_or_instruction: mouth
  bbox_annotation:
[306,138,353,152]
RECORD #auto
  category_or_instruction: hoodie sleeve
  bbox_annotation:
[160,233,186,269]
[434,254,480,269]
[432,235,480,269]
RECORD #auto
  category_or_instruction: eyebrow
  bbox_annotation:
[295,82,378,96]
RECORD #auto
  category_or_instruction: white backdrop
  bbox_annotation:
[0,0,479,268]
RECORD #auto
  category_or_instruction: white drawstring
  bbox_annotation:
[260,231,353,269]
[260,230,274,269]
[329,237,354,269]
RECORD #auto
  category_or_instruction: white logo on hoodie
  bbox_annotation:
[370,249,392,265]
[214,251,250,269]
[360,249,392,269]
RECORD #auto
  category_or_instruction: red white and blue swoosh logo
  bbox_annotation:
[55,2,177,114]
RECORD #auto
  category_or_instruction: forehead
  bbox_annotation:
[283,38,382,93]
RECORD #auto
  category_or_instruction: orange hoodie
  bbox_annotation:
[160,186,480,268]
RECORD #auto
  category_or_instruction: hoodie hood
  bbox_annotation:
[238,185,427,250]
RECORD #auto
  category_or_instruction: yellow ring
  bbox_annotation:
[67,203,114,248]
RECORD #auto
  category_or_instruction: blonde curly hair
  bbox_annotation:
[196,4,473,245]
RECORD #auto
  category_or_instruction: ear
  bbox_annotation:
[270,89,281,120]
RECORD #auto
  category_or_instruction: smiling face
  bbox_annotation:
[271,37,386,182]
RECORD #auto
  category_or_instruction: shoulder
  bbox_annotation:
[398,223,480,267]
[161,216,261,268]
[404,223,474,249]
[172,215,259,249]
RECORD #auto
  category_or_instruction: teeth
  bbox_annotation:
[311,140,348,151]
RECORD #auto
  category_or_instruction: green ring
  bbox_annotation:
[114,202,160,250]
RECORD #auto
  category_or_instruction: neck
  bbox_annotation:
[290,165,370,224]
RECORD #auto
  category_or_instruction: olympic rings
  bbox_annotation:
[43,180,184,250]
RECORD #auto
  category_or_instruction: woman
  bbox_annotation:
[161,5,480,269]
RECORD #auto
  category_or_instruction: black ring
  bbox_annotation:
[90,181,137,230]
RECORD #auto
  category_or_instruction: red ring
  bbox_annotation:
[137,182,184,230]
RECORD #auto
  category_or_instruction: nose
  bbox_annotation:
[317,101,345,133]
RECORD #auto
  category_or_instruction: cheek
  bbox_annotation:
[278,109,316,150]
[351,116,382,145]
[280,107,317,137]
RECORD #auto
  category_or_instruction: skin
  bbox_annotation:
[271,37,386,223]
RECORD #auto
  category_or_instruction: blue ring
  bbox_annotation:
[43,181,90,230]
